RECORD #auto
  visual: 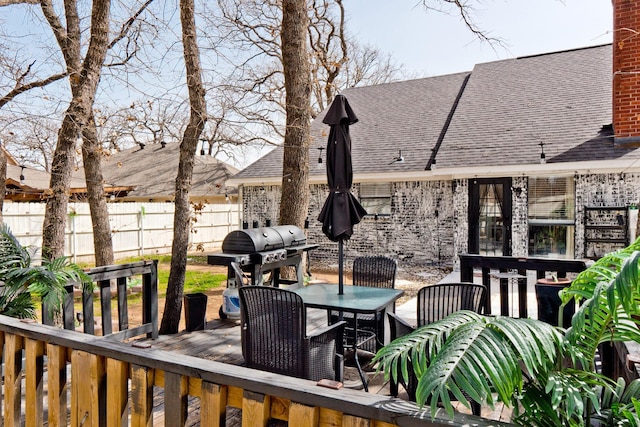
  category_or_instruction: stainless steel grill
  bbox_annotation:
[208,225,318,319]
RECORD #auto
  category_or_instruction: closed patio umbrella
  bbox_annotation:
[318,94,367,295]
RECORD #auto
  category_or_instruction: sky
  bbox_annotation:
[344,0,613,77]
[0,1,616,169]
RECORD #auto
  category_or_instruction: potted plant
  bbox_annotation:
[374,236,640,425]
[535,274,574,327]
[0,223,92,321]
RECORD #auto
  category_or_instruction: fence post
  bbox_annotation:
[71,213,77,263]
[138,207,145,256]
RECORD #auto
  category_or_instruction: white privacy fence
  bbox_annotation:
[2,202,240,263]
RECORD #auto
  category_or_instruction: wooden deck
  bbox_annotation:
[135,308,514,424]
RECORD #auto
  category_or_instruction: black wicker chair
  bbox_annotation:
[330,255,397,353]
[388,282,487,415]
[239,286,346,382]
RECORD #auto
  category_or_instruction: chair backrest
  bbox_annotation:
[352,256,397,288]
[239,286,307,379]
[416,282,487,326]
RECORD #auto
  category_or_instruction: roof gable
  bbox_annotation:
[232,72,471,181]
[437,45,633,168]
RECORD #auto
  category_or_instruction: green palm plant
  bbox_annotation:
[374,238,640,426]
[0,223,92,321]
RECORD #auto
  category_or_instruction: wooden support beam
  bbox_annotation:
[107,358,129,427]
[25,338,44,427]
[200,382,227,427]
[130,365,154,427]
[47,343,69,427]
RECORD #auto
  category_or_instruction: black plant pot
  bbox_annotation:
[535,279,574,327]
[184,293,208,331]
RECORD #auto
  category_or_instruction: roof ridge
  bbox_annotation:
[516,43,612,61]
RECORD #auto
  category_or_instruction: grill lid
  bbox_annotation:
[222,225,306,254]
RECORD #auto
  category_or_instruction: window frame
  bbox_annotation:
[359,182,392,217]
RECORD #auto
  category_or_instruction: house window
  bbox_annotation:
[528,176,575,258]
[360,183,391,216]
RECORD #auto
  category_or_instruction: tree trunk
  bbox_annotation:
[279,0,311,229]
[159,0,207,334]
[41,0,111,260]
[82,115,114,267]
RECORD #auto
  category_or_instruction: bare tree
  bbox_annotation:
[1,0,157,265]
[420,0,502,44]
[40,0,112,260]
[279,0,311,229]
[159,0,207,334]
[208,0,403,151]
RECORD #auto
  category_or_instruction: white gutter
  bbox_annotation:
[225,158,640,187]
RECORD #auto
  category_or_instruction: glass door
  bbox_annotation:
[469,178,512,256]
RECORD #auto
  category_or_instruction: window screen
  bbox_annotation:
[360,183,391,215]
[528,176,574,221]
[528,176,575,258]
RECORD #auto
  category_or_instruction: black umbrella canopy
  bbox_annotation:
[318,94,367,242]
[318,95,367,296]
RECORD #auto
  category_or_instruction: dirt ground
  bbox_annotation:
[126,263,450,332]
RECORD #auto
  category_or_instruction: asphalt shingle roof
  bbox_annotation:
[438,44,640,168]
[233,43,640,181]
[233,72,471,180]
[101,142,238,199]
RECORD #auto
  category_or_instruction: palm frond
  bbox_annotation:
[0,292,36,319]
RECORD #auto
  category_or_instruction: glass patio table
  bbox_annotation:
[293,283,404,391]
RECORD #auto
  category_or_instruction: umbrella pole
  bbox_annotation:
[338,240,344,295]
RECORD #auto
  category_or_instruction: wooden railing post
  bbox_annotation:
[289,402,319,426]
[47,343,69,426]
[5,333,23,426]
[25,338,44,426]
[142,260,158,339]
[200,382,227,427]
[107,358,129,427]
[165,372,188,426]
[243,390,270,426]
[130,365,154,427]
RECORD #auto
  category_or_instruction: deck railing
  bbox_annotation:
[42,260,159,341]
[459,254,588,317]
[458,254,640,382]
[0,315,510,426]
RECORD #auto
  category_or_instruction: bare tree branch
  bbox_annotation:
[419,0,503,44]
[0,0,38,6]
[0,72,68,109]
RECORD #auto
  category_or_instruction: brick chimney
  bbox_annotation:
[613,0,640,146]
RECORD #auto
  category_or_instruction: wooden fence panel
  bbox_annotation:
[2,202,240,263]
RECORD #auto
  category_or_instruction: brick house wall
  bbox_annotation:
[239,172,640,271]
[241,180,455,270]
[574,172,640,258]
